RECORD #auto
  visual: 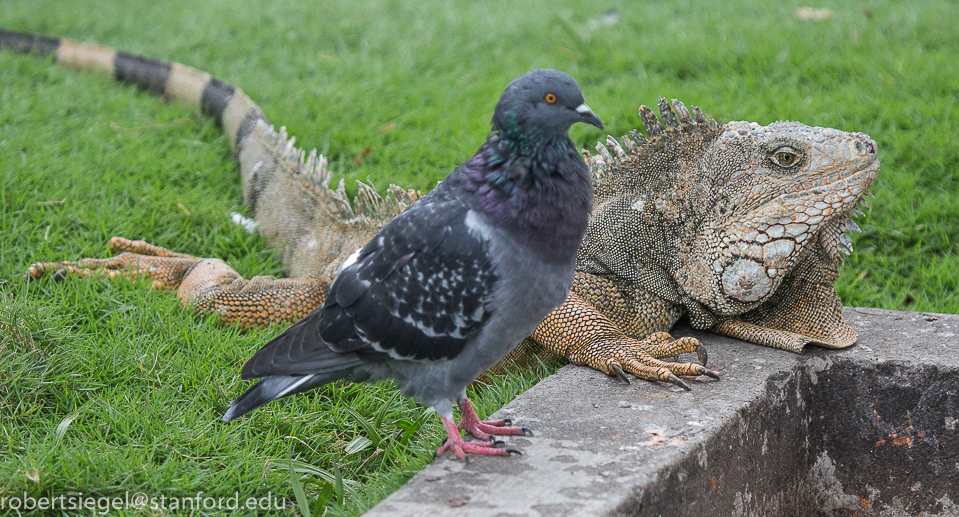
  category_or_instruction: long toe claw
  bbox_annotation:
[611,363,630,384]
[696,344,708,366]
[506,449,522,456]
[703,370,721,380]
[521,427,533,437]
[667,374,691,391]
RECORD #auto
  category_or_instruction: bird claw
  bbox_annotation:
[457,399,532,438]
[438,437,524,461]
[703,369,721,380]
[436,400,532,461]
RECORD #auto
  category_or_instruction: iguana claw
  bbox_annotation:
[666,374,691,391]
[570,332,720,389]
[24,237,200,289]
[611,363,630,384]
[695,343,708,367]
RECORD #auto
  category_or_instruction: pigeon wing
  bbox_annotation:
[321,188,497,362]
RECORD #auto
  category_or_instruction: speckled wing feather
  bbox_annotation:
[240,173,496,379]
[320,175,496,361]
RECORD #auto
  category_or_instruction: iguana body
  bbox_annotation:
[8,31,879,388]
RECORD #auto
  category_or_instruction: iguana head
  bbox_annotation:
[581,99,879,332]
[685,119,879,316]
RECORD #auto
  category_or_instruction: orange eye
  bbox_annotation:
[544,93,557,104]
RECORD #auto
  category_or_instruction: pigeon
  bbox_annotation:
[222,69,603,460]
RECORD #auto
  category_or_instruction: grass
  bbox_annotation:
[1,0,957,514]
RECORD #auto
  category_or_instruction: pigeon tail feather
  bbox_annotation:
[221,372,343,422]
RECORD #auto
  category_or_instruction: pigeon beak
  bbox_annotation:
[575,103,604,130]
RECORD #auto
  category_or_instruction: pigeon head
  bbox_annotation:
[492,69,603,145]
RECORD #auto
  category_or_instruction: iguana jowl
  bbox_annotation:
[8,31,879,389]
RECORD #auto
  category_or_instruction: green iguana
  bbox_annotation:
[7,31,879,390]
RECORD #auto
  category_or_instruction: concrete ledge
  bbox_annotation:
[365,308,959,517]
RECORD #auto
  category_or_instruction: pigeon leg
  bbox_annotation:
[457,398,532,440]
[435,414,519,461]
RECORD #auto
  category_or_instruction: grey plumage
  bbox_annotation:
[223,69,602,460]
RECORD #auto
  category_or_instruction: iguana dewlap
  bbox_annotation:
[8,31,878,389]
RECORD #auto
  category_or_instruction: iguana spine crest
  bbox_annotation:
[586,97,720,187]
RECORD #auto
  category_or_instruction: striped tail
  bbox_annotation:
[0,30,266,154]
[1,29,422,282]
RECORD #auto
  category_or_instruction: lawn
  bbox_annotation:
[1,0,957,515]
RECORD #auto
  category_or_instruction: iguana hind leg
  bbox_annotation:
[25,237,200,289]
[25,236,328,328]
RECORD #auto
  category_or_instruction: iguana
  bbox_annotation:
[7,31,879,390]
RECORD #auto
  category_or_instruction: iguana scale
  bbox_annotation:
[6,31,879,389]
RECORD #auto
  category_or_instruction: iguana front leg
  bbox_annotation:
[529,272,720,389]
[25,237,328,328]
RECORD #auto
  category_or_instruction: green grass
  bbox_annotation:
[1,0,957,515]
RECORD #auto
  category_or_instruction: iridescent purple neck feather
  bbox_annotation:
[461,130,592,263]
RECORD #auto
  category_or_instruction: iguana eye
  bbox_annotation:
[544,93,558,104]
[771,147,801,168]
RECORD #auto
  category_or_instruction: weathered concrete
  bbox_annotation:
[365,308,959,517]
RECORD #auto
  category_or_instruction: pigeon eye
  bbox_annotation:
[544,93,557,104]
[771,147,801,168]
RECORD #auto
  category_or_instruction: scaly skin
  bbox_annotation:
[546,99,878,382]
[11,31,878,390]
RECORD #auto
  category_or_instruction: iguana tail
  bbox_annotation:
[0,30,421,280]
[0,31,265,159]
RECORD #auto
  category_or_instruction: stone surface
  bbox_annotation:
[365,308,959,517]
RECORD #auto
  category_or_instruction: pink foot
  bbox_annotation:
[433,398,534,461]
[456,399,533,440]
[435,415,520,461]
